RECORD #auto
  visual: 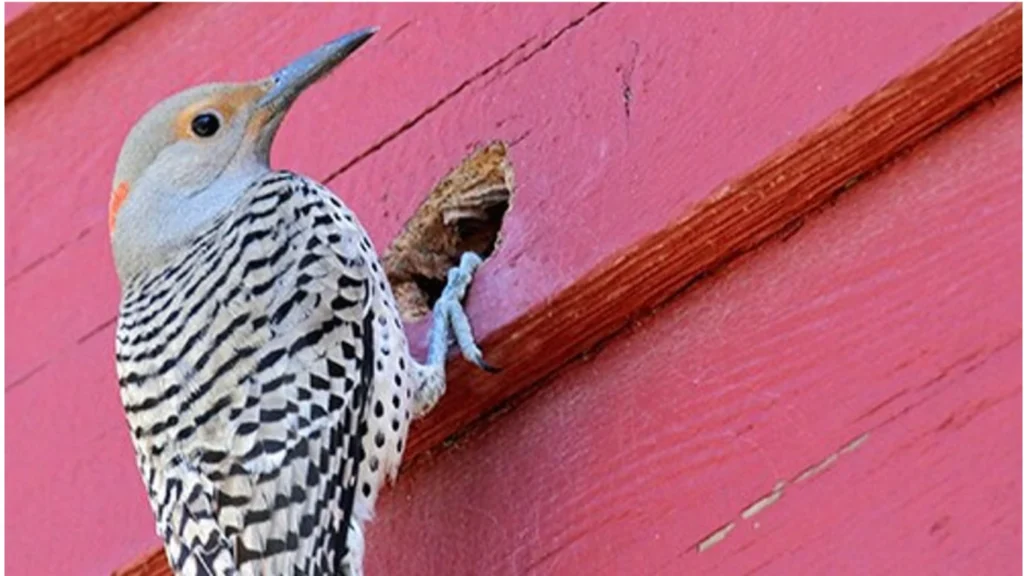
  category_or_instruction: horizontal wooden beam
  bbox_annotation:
[4,2,156,102]
[410,4,1022,454]
[368,85,1022,576]
[115,5,1021,575]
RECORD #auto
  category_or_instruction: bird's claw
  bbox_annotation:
[435,252,497,373]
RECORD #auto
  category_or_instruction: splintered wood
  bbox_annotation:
[383,142,513,320]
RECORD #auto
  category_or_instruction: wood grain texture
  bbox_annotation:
[401,2,1021,461]
[4,2,156,101]
[4,4,1017,574]
[362,85,1021,576]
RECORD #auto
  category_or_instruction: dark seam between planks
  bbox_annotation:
[322,3,607,184]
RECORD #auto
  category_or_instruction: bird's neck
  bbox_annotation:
[112,165,271,286]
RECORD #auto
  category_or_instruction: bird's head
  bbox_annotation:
[109,27,377,282]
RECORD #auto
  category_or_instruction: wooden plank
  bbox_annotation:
[4,4,1017,574]
[362,85,1021,575]
[112,8,1020,575]
[5,3,34,24]
[399,2,1021,461]
[4,2,156,101]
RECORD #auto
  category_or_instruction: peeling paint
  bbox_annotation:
[740,481,786,519]
[697,522,735,553]
[794,453,840,483]
[691,432,872,554]
[840,432,870,454]
[795,433,870,483]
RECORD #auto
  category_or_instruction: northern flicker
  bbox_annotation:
[109,28,493,575]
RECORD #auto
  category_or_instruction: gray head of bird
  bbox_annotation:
[108,27,377,284]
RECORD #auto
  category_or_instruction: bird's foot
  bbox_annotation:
[415,252,497,418]
[438,252,497,373]
[424,252,499,372]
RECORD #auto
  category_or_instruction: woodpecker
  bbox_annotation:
[109,28,492,575]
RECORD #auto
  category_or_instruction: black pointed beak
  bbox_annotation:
[257,26,378,113]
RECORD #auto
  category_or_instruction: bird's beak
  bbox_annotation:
[257,26,378,115]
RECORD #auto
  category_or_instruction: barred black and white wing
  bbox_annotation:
[115,171,415,575]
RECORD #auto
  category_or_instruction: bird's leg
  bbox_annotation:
[412,252,496,418]
[427,252,495,370]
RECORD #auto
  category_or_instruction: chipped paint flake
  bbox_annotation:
[840,432,870,454]
[691,432,871,555]
[697,522,735,553]
[795,453,840,484]
[740,481,786,520]
[795,432,870,483]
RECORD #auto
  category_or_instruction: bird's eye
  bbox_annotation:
[190,113,221,138]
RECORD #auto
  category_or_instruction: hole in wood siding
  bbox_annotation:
[383,141,513,321]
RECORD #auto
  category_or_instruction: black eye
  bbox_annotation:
[190,113,220,138]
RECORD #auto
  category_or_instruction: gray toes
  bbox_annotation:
[459,251,483,271]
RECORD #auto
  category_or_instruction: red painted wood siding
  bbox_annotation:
[4,3,32,24]
[366,88,1022,575]
[5,4,1017,574]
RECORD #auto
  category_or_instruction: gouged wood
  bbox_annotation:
[5,2,157,102]
[116,5,1021,575]
[383,142,514,321]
